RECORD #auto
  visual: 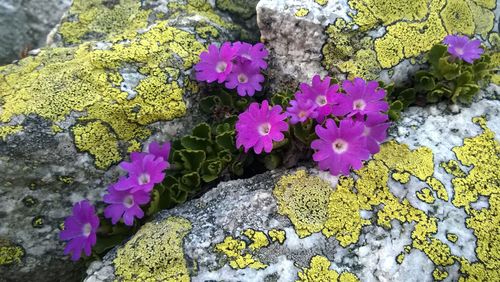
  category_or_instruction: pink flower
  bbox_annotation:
[225,61,265,96]
[103,184,150,226]
[195,42,238,83]
[286,94,317,124]
[443,35,483,64]
[234,42,269,69]
[311,119,370,175]
[59,201,99,261]
[362,113,390,154]
[119,152,168,193]
[236,100,289,154]
[333,78,388,118]
[296,75,340,122]
[148,141,171,165]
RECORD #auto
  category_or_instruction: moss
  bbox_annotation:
[243,229,270,251]
[268,229,286,244]
[0,240,24,266]
[297,255,359,282]
[114,217,192,281]
[295,8,310,17]
[215,236,267,269]
[416,188,436,204]
[273,170,333,238]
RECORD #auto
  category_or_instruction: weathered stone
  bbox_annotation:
[0,0,247,280]
[256,0,500,90]
[86,90,500,281]
[0,0,72,65]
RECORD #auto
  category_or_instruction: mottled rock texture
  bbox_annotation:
[257,0,500,90]
[0,0,251,280]
[86,90,500,281]
[0,0,72,65]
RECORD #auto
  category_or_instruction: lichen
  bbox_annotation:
[243,229,270,251]
[446,233,458,243]
[314,0,328,6]
[114,216,192,281]
[0,3,210,169]
[273,170,333,238]
[392,172,411,184]
[396,253,405,264]
[296,255,359,282]
[440,160,466,178]
[215,236,267,270]
[215,0,258,19]
[323,0,496,77]
[295,8,310,17]
[433,268,449,280]
[0,125,23,141]
[416,188,436,204]
[0,239,24,266]
[268,229,286,244]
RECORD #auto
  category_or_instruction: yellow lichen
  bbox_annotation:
[273,170,333,238]
[425,177,448,201]
[392,172,411,184]
[446,233,458,243]
[295,8,309,17]
[297,255,359,282]
[0,125,23,141]
[440,160,466,178]
[416,188,436,204]
[441,0,475,35]
[114,217,192,281]
[0,7,206,169]
[268,229,286,244]
[433,268,449,280]
[215,236,267,270]
[314,0,328,6]
[0,240,24,266]
[396,253,405,264]
[243,229,270,251]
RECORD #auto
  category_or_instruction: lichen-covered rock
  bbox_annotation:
[86,90,500,281]
[0,0,247,280]
[256,0,500,90]
[0,0,72,65]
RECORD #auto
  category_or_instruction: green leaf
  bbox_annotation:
[292,120,316,145]
[456,71,473,86]
[201,160,223,182]
[192,123,211,140]
[218,91,234,106]
[231,161,244,176]
[181,135,209,150]
[390,100,404,111]
[264,154,281,170]
[439,57,460,80]
[215,131,235,151]
[173,150,206,172]
[399,88,416,105]
[199,96,221,114]
[388,109,400,121]
[428,44,447,69]
[218,150,232,163]
[146,188,161,216]
[93,234,128,255]
[181,172,201,188]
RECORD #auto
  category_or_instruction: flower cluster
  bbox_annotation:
[59,141,171,261]
[443,35,484,64]
[235,76,390,176]
[195,42,268,97]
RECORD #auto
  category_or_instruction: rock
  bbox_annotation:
[0,0,248,280]
[86,91,500,281]
[256,0,500,90]
[0,0,72,65]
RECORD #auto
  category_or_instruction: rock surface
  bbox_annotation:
[0,0,72,65]
[0,0,249,280]
[86,90,500,281]
[257,0,500,90]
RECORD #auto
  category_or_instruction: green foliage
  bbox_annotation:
[387,44,493,120]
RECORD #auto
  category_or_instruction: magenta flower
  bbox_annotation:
[103,184,150,226]
[286,94,317,124]
[225,61,265,96]
[296,75,340,122]
[234,42,269,69]
[311,119,370,176]
[443,35,483,64]
[333,78,388,118]
[236,100,289,154]
[119,152,168,193]
[362,113,390,154]
[59,201,99,261]
[195,42,238,83]
[148,141,171,165]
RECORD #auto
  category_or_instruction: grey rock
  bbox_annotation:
[86,92,500,281]
[0,0,71,65]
